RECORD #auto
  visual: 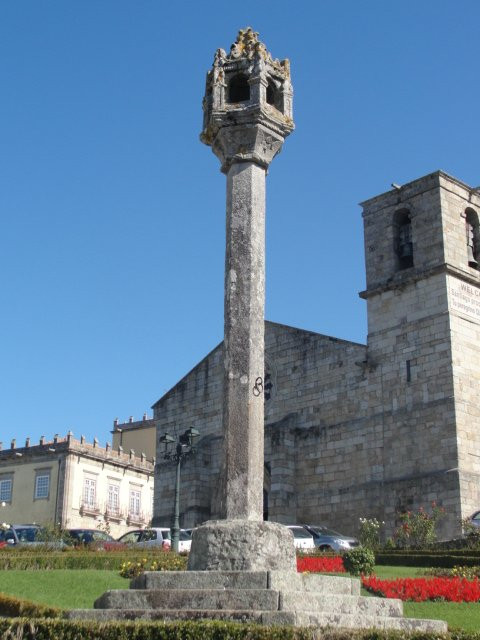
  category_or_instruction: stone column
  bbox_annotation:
[188,27,296,572]
[222,161,265,520]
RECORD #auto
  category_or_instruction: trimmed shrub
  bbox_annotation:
[343,547,375,576]
[0,618,468,640]
[120,554,187,578]
[0,593,60,618]
[0,549,187,571]
[376,552,480,568]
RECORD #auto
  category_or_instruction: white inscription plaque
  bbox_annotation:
[449,276,480,323]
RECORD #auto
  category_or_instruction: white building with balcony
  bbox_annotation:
[0,432,154,538]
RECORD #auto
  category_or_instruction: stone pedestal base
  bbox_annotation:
[187,520,296,571]
[66,570,447,632]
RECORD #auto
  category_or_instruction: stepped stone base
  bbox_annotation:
[67,570,447,632]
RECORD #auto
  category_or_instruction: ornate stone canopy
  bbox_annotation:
[200,27,294,173]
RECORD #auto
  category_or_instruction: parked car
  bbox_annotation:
[0,524,65,548]
[302,524,359,552]
[469,511,480,527]
[286,525,316,550]
[117,528,192,552]
[177,529,192,552]
[66,528,125,550]
[118,527,172,549]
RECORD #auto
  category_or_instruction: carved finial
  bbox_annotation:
[228,27,268,61]
[213,48,226,66]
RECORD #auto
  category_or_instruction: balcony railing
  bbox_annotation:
[104,505,124,521]
[127,511,145,526]
[79,498,100,516]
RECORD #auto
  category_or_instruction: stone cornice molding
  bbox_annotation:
[359,262,480,300]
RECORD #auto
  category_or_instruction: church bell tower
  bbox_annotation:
[361,171,480,536]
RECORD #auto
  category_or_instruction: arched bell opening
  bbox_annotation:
[266,79,282,111]
[228,74,250,103]
[465,207,480,269]
[394,209,414,270]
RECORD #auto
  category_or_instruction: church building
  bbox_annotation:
[152,170,480,540]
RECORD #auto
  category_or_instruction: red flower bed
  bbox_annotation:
[297,555,345,573]
[362,575,480,602]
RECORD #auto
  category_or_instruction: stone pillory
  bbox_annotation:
[66,31,448,632]
[188,28,296,571]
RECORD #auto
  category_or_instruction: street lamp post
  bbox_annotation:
[159,427,199,553]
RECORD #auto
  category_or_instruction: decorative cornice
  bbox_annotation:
[0,437,154,473]
[359,262,480,299]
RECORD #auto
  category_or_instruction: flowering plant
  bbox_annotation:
[461,517,480,549]
[362,575,480,602]
[393,502,445,548]
[119,552,187,578]
[297,555,345,573]
[426,565,480,579]
[358,517,384,551]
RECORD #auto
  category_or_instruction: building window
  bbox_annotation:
[0,478,12,503]
[228,74,250,103]
[406,360,411,383]
[394,209,414,270]
[34,473,50,500]
[129,489,141,517]
[466,208,479,269]
[83,477,97,509]
[107,484,120,516]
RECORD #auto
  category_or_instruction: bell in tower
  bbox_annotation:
[466,220,478,268]
[398,216,413,269]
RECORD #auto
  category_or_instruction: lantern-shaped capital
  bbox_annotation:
[201,27,294,173]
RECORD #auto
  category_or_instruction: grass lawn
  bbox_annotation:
[374,565,427,578]
[0,570,128,609]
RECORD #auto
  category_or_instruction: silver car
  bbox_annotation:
[302,524,359,552]
[0,524,66,548]
[118,528,192,552]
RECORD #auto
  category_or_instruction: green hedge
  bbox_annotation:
[376,552,480,568]
[0,619,477,640]
[0,550,188,571]
[380,549,480,558]
[0,593,60,619]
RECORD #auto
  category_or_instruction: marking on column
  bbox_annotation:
[253,377,264,396]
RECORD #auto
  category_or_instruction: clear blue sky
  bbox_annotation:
[1,1,479,448]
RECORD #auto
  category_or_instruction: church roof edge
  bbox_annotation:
[151,322,366,409]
